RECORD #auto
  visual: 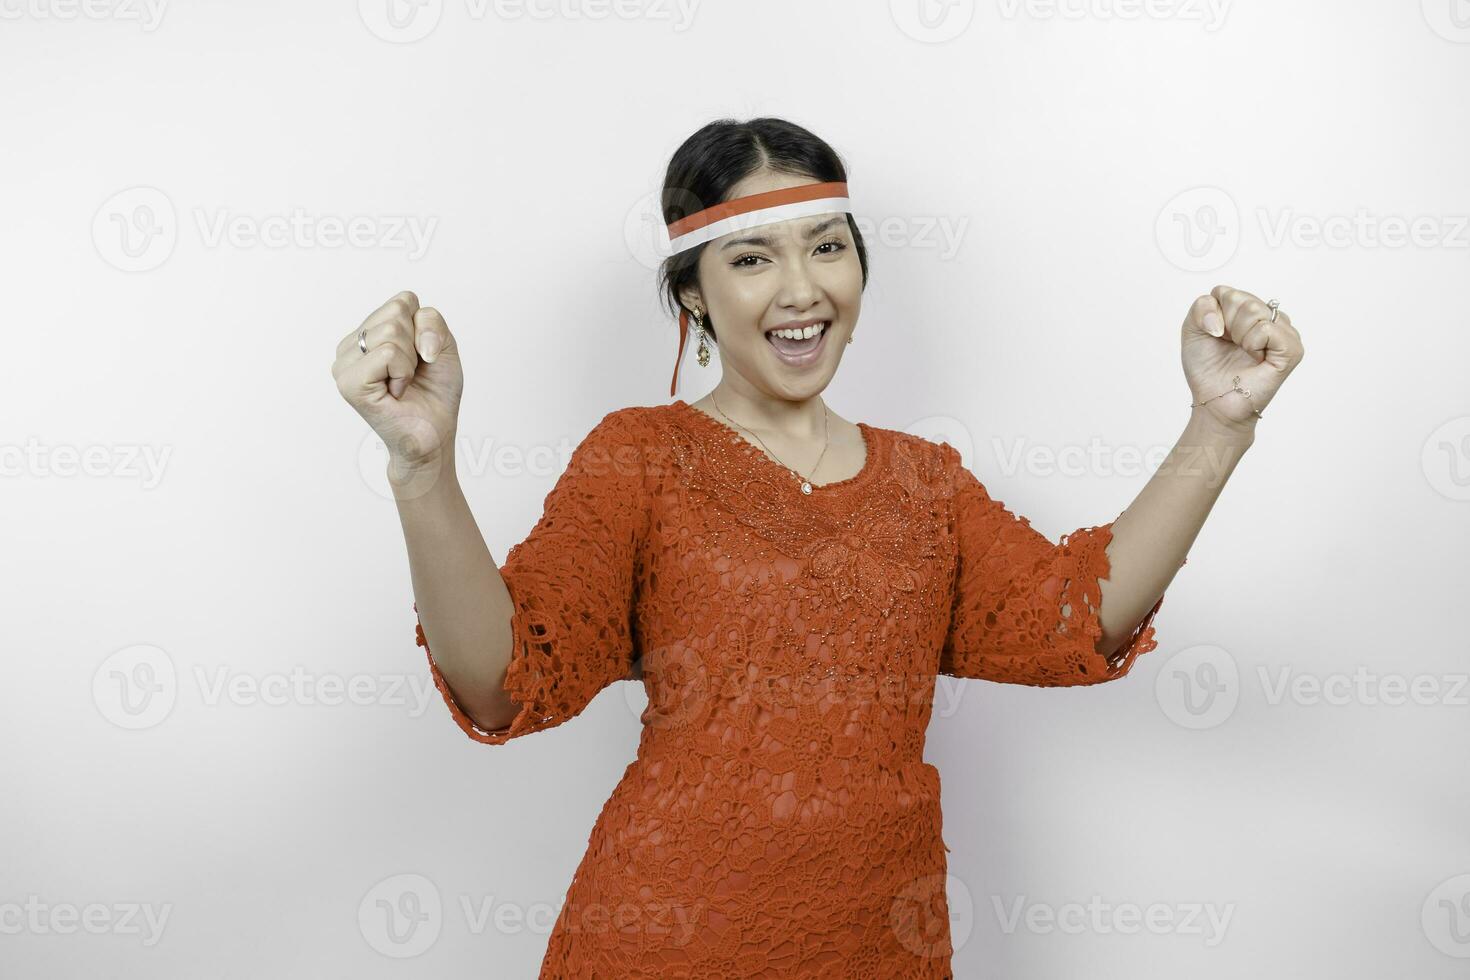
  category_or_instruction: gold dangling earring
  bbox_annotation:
[694,308,712,367]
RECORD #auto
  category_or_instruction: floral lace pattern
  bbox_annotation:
[413,400,1169,978]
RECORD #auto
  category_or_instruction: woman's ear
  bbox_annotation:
[678,288,703,315]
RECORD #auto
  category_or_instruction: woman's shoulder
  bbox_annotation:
[574,403,680,470]
[857,419,955,464]
[578,402,665,437]
[858,422,969,498]
[586,402,672,442]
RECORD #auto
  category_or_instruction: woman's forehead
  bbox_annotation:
[709,212,849,252]
[726,169,820,198]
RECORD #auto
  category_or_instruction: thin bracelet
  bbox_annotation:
[1190,375,1263,420]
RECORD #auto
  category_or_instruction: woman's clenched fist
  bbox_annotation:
[332,290,463,473]
[1181,284,1305,433]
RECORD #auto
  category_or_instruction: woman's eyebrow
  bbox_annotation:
[719,215,846,251]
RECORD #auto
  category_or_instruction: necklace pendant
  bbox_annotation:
[801,481,812,494]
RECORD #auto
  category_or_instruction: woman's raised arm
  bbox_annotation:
[332,290,517,733]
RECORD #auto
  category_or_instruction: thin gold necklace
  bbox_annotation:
[709,391,831,495]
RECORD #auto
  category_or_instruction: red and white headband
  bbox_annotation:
[664,180,851,397]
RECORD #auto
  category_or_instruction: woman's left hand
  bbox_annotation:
[1182,284,1306,433]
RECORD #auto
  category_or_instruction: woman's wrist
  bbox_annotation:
[387,448,460,504]
[1184,405,1257,450]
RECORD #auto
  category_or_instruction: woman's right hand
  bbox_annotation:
[332,290,464,472]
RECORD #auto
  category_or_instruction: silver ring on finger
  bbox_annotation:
[358,326,369,354]
[1267,298,1281,322]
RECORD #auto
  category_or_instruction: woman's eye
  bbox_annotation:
[731,239,845,268]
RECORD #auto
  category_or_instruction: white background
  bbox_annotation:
[3,0,1467,976]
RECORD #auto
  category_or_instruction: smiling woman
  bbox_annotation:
[657,118,869,404]
[346,112,1302,980]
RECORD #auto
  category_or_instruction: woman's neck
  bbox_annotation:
[697,386,837,441]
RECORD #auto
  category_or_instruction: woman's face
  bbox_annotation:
[681,171,862,402]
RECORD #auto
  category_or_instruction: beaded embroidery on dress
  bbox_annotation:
[413,400,1168,978]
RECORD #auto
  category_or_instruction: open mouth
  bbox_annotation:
[765,320,830,365]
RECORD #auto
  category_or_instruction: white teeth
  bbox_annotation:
[770,321,828,340]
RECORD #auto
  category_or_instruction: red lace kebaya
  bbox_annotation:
[413,399,1167,978]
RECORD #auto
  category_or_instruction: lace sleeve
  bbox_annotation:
[937,443,1167,686]
[414,408,652,743]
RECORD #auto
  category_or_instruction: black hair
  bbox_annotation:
[656,117,870,346]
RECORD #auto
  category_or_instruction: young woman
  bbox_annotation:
[332,117,1304,977]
